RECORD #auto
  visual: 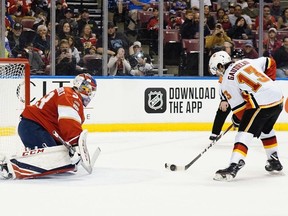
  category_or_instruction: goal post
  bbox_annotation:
[0,58,30,156]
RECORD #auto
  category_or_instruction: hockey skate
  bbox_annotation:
[265,152,283,172]
[214,159,245,181]
[0,155,13,179]
[209,134,218,141]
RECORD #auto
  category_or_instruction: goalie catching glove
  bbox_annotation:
[231,114,240,128]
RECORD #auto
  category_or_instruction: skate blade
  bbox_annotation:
[213,173,234,181]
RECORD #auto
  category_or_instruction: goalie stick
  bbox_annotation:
[165,124,234,171]
[53,131,101,174]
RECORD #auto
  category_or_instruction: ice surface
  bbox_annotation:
[1,131,287,216]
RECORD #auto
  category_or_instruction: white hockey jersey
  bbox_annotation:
[221,57,283,119]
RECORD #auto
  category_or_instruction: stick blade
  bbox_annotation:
[91,147,101,168]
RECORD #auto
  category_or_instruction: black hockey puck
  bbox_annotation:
[170,164,176,171]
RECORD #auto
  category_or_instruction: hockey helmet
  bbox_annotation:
[209,51,232,75]
[73,73,97,107]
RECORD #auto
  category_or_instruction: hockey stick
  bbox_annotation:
[165,124,234,171]
[52,131,75,155]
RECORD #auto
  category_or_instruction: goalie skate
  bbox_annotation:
[214,159,245,181]
[0,154,13,179]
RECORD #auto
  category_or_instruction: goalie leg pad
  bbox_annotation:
[10,159,75,179]
[4,146,76,179]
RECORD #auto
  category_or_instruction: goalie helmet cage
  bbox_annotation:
[0,58,30,157]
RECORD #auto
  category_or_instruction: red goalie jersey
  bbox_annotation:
[21,87,85,145]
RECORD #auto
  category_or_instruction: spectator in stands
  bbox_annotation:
[57,20,73,38]
[46,21,52,37]
[263,27,282,57]
[33,24,50,56]
[5,32,12,57]
[190,0,211,10]
[180,9,194,39]
[255,5,277,31]
[222,41,234,56]
[227,16,253,39]
[77,8,100,37]
[147,7,160,56]
[108,0,127,24]
[216,8,226,23]
[57,21,82,50]
[172,0,188,11]
[277,8,288,30]
[55,39,77,75]
[8,0,30,18]
[181,10,210,39]
[29,0,49,15]
[108,0,117,24]
[87,45,98,55]
[80,24,97,55]
[270,0,282,21]
[66,35,81,65]
[166,9,184,30]
[237,0,248,9]
[107,47,131,76]
[128,41,153,76]
[32,9,48,31]
[46,35,60,67]
[242,40,258,59]
[227,4,235,15]
[22,42,45,74]
[242,0,259,21]
[7,22,27,58]
[96,22,132,57]
[272,36,288,78]
[205,23,233,54]
[204,5,215,30]
[5,4,15,30]
[117,0,129,23]
[127,0,151,36]
[59,7,78,36]
[228,5,253,29]
[218,14,232,32]
[56,0,66,24]
[216,0,237,12]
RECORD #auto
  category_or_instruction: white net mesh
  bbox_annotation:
[0,61,28,157]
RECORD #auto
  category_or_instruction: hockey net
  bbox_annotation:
[0,58,30,157]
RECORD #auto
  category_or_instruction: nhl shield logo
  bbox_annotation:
[145,88,166,113]
[148,91,163,110]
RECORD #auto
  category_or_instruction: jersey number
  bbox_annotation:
[36,91,55,109]
[237,65,270,92]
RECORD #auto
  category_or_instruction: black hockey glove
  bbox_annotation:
[231,114,240,128]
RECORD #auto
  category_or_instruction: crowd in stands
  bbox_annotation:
[3,0,288,78]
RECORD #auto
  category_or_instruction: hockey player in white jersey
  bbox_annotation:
[209,51,284,181]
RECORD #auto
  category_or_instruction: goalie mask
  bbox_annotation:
[73,73,97,107]
[209,51,231,76]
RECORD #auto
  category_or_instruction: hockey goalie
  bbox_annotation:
[0,73,99,179]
